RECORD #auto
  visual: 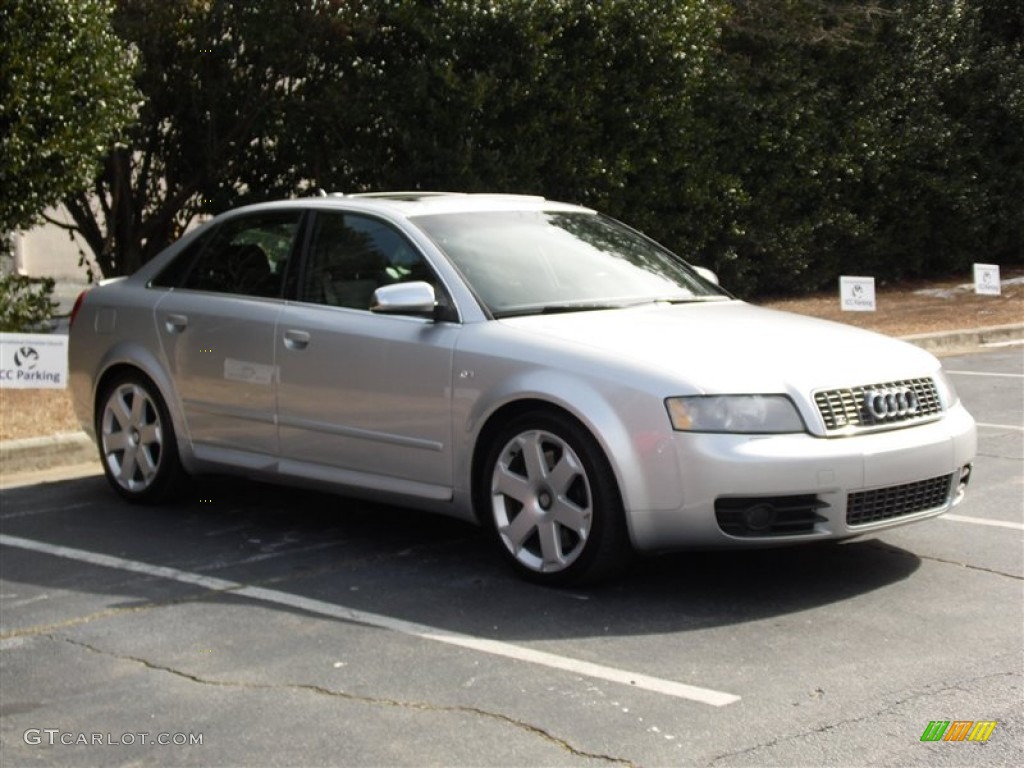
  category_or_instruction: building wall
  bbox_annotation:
[11,207,96,282]
[7,208,97,314]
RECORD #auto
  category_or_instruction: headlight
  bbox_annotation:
[666,395,806,434]
[933,369,960,409]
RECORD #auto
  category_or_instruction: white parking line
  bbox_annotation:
[0,533,740,707]
[975,422,1024,432]
[0,502,98,521]
[943,514,1024,532]
[946,370,1024,378]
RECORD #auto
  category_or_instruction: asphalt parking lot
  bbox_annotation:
[1,347,1021,767]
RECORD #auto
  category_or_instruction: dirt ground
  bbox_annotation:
[1,272,1021,441]
[761,271,1024,337]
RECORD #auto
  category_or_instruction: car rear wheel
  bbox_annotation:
[97,372,183,503]
[481,410,632,586]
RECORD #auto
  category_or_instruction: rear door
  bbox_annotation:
[154,210,302,460]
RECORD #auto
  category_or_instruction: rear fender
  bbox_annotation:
[90,342,197,473]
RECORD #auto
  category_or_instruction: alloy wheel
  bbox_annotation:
[100,381,165,493]
[490,428,594,574]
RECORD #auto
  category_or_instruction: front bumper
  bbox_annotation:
[627,403,977,552]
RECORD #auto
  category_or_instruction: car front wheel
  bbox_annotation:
[481,410,632,586]
[96,372,183,503]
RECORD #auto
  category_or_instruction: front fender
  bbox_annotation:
[455,364,683,545]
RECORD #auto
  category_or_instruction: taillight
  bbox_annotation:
[69,290,88,330]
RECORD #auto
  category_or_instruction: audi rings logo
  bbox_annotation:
[864,387,920,420]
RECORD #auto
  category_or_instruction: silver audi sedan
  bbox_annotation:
[68,193,977,585]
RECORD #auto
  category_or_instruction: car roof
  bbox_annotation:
[230,192,596,219]
[339,192,596,217]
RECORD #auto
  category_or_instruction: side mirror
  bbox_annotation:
[371,281,437,317]
[694,266,720,285]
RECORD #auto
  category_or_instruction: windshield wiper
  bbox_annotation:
[540,303,630,315]
[492,296,728,318]
[634,295,730,306]
[492,303,629,318]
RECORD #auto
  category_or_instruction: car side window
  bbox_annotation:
[177,212,301,297]
[303,212,445,311]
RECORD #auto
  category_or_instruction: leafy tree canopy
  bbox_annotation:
[0,0,137,237]
[65,0,723,277]
[25,0,1024,296]
[672,0,1023,295]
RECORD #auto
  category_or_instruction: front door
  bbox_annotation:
[275,211,458,498]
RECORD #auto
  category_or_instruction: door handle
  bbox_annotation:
[165,313,188,333]
[283,330,310,351]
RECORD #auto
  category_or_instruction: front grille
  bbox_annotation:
[846,474,954,526]
[814,377,941,432]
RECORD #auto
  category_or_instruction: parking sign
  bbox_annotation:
[839,276,876,312]
[0,333,68,389]
[973,263,1001,295]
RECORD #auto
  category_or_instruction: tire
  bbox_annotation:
[96,372,184,503]
[479,410,633,586]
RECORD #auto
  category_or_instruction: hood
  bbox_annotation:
[499,300,940,395]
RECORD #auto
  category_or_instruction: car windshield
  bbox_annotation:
[412,210,727,317]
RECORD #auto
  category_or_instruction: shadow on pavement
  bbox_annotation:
[1,473,921,643]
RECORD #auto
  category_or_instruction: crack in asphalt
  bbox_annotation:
[703,671,1017,767]
[54,635,636,767]
[1,599,183,641]
[866,540,1022,580]
[915,552,1023,580]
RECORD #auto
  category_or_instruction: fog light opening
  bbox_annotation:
[742,503,778,533]
[715,495,826,537]
[954,463,973,506]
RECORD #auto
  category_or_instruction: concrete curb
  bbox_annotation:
[0,431,97,475]
[1,324,1021,477]
[902,323,1024,355]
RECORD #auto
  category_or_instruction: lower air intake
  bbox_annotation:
[847,474,954,526]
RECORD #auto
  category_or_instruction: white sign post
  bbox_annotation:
[0,333,69,389]
[973,263,1001,295]
[839,276,876,312]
